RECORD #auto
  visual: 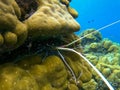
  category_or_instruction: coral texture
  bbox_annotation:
[0,0,27,53]
[80,28,102,46]
[0,54,92,90]
[80,29,120,90]
[0,0,80,52]
[0,0,95,90]
[24,0,80,39]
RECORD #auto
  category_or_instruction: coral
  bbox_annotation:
[82,79,98,90]
[0,0,80,52]
[89,42,99,51]
[27,55,68,90]
[0,0,94,90]
[24,0,80,39]
[60,33,81,47]
[0,0,27,53]
[67,84,79,90]
[68,6,78,18]
[85,54,98,65]
[108,44,119,52]
[62,51,92,83]
[60,0,78,18]
[0,64,39,90]
[80,29,120,90]
[0,54,92,90]
[83,36,120,54]
[102,39,112,49]
[60,0,69,6]
[80,28,102,46]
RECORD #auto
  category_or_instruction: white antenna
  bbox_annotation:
[57,47,115,90]
[63,19,120,47]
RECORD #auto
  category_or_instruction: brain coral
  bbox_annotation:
[0,0,27,53]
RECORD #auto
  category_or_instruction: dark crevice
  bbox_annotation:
[15,0,39,21]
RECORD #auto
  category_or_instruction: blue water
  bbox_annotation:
[70,0,120,43]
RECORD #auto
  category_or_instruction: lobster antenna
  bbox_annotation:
[63,19,120,47]
[57,47,115,90]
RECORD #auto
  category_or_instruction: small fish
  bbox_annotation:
[88,19,94,23]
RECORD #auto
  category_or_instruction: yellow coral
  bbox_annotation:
[102,40,112,49]
[60,0,69,6]
[0,64,39,90]
[68,6,78,18]
[82,79,98,90]
[16,53,92,90]
[26,55,68,90]
[0,0,27,53]
[25,0,80,39]
[63,51,92,83]
[108,45,119,52]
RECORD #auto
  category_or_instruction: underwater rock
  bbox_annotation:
[0,0,27,53]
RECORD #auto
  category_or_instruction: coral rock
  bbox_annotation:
[68,6,78,18]
[0,0,27,53]
[25,0,80,39]
[0,64,39,90]
[82,79,98,90]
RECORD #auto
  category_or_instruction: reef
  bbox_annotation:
[80,29,120,90]
[1,0,119,90]
[0,0,93,90]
